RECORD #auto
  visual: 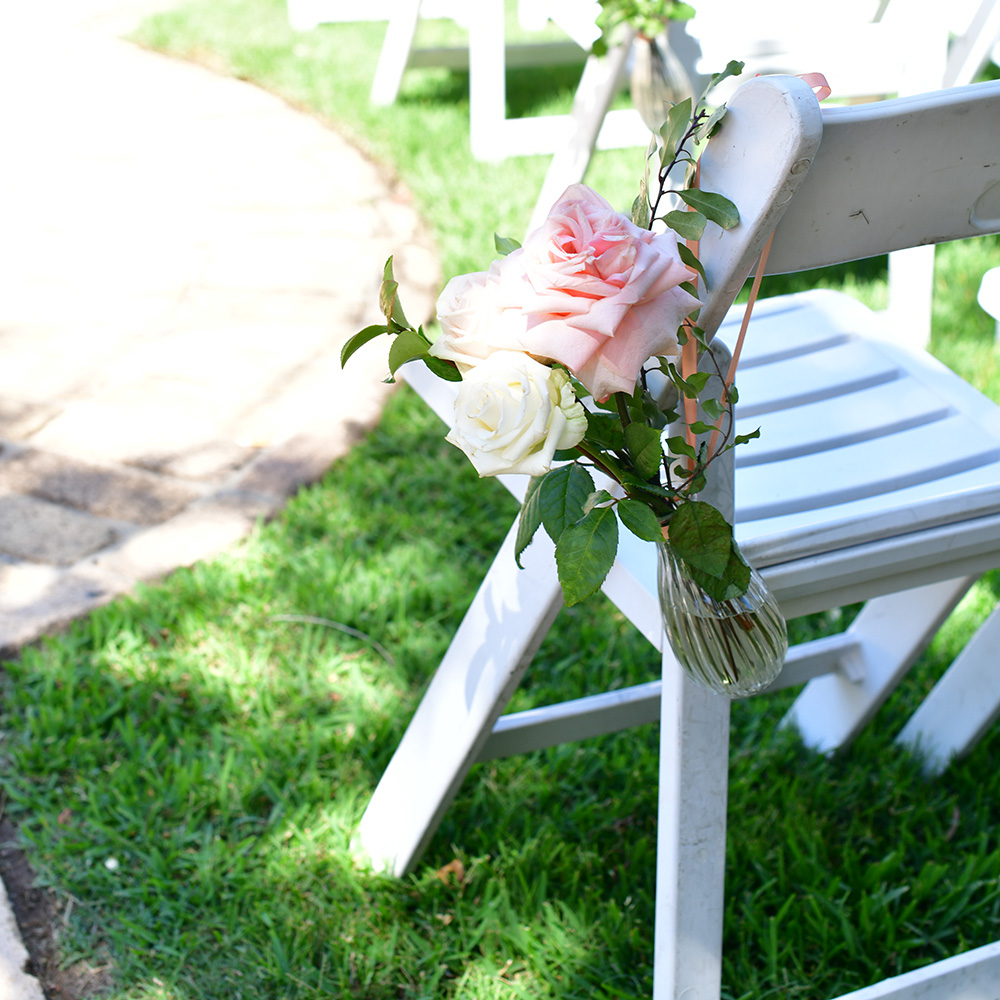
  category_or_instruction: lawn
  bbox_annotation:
[3,2,1000,998]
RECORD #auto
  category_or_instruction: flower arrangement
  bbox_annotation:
[592,0,695,55]
[343,62,761,614]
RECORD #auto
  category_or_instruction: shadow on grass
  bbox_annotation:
[3,388,1000,999]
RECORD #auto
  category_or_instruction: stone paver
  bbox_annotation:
[0,3,441,991]
[0,4,440,653]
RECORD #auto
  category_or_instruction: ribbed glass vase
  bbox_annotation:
[657,541,787,699]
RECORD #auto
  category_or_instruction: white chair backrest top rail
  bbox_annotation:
[695,78,1000,334]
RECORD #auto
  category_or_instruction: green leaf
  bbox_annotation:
[340,324,388,368]
[494,233,522,256]
[378,257,411,330]
[555,505,619,606]
[701,397,726,420]
[422,355,462,382]
[515,477,545,569]
[539,464,594,543]
[624,422,664,480]
[702,103,729,140]
[677,242,706,284]
[387,330,429,376]
[684,538,752,602]
[667,500,733,579]
[678,189,740,230]
[734,428,761,446]
[668,365,711,399]
[583,489,614,515]
[659,97,692,166]
[664,434,696,461]
[632,190,651,230]
[584,411,625,451]
[663,209,706,241]
[617,499,664,542]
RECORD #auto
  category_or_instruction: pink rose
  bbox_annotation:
[500,184,700,400]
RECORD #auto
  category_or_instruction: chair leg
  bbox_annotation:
[355,518,563,875]
[370,0,422,105]
[896,600,1000,774]
[528,39,633,231]
[782,576,975,754]
[468,0,507,161]
[653,652,730,1000]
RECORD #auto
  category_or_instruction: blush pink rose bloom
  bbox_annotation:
[499,184,701,400]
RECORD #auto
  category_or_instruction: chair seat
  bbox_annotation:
[405,285,1000,634]
[600,290,1000,629]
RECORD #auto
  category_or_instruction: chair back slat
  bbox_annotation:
[765,80,1000,275]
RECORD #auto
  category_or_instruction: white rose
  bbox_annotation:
[445,351,587,477]
[430,264,527,371]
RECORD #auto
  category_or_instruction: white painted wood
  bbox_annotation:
[897,602,1000,774]
[480,630,865,760]
[830,939,1000,1000]
[694,76,823,336]
[653,659,730,1000]
[943,0,1000,88]
[529,37,634,230]
[765,83,1000,274]
[369,0,421,106]
[355,518,563,875]
[783,577,976,754]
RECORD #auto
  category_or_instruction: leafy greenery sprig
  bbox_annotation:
[592,0,696,56]
[343,61,760,607]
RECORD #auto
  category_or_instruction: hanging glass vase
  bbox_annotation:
[657,540,787,699]
[630,33,694,132]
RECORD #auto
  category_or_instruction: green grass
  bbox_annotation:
[3,1,1000,997]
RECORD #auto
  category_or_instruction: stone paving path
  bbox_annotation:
[0,5,439,994]
[0,2,439,657]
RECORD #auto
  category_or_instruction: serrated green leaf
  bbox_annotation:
[667,500,733,579]
[663,209,706,241]
[555,505,619,606]
[617,499,664,542]
[678,189,740,230]
[684,538,751,601]
[625,422,664,480]
[387,330,428,376]
[341,324,388,368]
[422,355,462,382]
[515,477,545,569]
[539,464,594,543]
[584,411,625,451]
[494,233,521,256]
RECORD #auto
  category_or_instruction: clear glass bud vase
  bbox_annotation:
[657,541,788,699]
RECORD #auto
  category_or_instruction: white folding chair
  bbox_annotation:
[357,75,1000,997]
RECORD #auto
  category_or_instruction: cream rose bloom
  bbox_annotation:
[445,351,587,477]
[430,263,527,372]
[499,184,701,400]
